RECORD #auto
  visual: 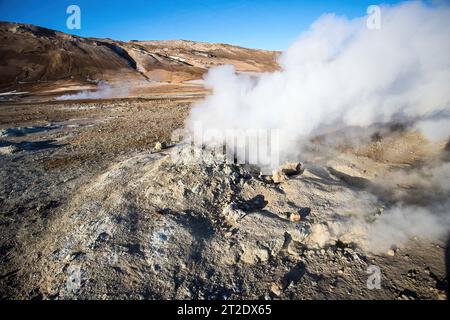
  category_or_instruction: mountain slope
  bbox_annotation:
[0,22,279,90]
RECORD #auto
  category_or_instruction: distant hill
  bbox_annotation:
[0,21,280,90]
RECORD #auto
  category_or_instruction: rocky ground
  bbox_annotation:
[0,98,448,300]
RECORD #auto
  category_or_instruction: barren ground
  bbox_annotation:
[0,98,448,300]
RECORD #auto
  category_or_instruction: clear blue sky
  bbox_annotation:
[0,0,405,50]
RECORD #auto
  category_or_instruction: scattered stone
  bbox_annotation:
[288,225,311,243]
[224,231,233,238]
[153,141,167,152]
[280,162,303,176]
[240,246,270,264]
[437,290,447,300]
[272,171,285,184]
[288,212,301,222]
[305,223,331,248]
[387,249,396,256]
[272,162,302,183]
[260,175,274,183]
[224,166,233,175]
[270,283,282,296]
[221,202,246,224]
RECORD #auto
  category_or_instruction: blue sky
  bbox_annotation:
[0,0,405,50]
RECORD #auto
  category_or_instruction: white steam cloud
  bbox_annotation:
[188,1,450,163]
[186,1,450,252]
[365,203,450,252]
[56,81,130,100]
[362,162,450,252]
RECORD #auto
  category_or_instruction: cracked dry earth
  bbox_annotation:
[0,99,448,300]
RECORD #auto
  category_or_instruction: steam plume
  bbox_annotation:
[187,1,450,162]
[186,1,450,252]
[56,80,129,100]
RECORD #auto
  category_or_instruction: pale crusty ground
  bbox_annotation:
[0,98,448,300]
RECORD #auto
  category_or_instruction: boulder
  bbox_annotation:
[272,162,303,183]
[153,141,167,152]
[221,202,246,224]
[288,212,301,222]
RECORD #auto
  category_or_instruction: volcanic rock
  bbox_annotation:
[272,162,303,183]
